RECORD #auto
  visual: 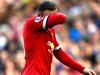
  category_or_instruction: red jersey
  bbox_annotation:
[22,13,66,75]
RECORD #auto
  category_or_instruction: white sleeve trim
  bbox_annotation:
[54,45,61,51]
[43,15,49,29]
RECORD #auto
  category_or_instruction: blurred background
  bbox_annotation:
[0,0,100,75]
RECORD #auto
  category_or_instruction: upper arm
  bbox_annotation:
[24,13,67,31]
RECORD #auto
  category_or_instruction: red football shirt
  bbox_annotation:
[22,13,66,75]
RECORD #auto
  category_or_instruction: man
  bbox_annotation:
[22,1,96,75]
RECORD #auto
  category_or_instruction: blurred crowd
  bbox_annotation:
[0,0,100,75]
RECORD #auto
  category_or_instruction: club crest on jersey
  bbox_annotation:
[47,41,55,52]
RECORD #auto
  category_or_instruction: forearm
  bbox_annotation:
[46,13,67,28]
[53,48,85,73]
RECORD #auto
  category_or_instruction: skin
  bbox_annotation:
[37,8,96,75]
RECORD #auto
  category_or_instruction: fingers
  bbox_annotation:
[90,70,96,75]
[86,69,92,75]
[89,71,92,75]
[83,68,96,75]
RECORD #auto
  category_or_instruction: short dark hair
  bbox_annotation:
[37,1,56,12]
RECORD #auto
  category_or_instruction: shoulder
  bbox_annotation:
[23,16,36,31]
[25,16,36,24]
